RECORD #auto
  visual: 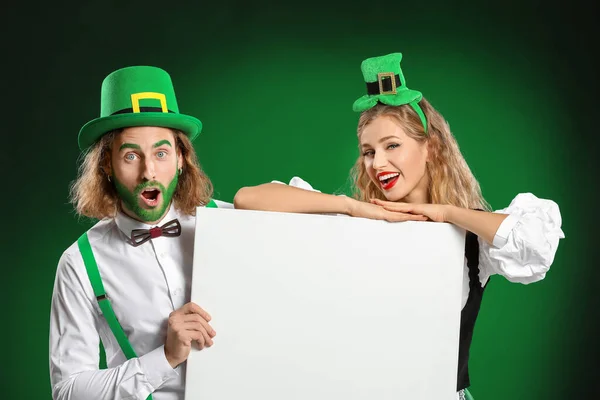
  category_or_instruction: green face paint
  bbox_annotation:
[113,172,179,223]
[153,139,172,148]
[119,143,142,152]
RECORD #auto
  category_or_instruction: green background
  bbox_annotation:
[3,1,597,398]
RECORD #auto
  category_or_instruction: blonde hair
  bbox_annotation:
[69,129,213,220]
[350,100,491,211]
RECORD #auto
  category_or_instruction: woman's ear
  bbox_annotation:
[425,133,440,163]
[424,139,432,163]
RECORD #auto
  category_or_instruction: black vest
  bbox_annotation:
[457,231,489,391]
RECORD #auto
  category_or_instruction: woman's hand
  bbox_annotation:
[347,198,428,222]
[370,199,450,223]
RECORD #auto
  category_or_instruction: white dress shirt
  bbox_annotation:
[275,177,565,310]
[49,200,233,400]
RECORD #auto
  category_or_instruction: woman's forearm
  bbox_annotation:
[234,183,354,215]
[445,206,508,245]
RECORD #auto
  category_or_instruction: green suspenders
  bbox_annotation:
[205,199,218,208]
[77,232,153,399]
[76,200,219,399]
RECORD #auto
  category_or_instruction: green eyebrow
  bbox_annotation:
[119,143,141,151]
[153,140,172,148]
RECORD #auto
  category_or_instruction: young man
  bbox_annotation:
[49,66,232,400]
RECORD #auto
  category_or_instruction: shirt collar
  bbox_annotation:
[115,202,180,240]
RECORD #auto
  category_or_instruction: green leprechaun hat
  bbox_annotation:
[352,52,428,132]
[78,66,202,150]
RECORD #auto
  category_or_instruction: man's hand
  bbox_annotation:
[164,302,215,368]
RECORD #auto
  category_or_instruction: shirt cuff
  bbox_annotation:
[492,213,521,248]
[138,345,179,389]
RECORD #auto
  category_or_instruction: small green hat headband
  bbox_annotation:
[352,52,428,133]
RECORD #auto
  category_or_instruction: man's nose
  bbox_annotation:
[142,159,156,181]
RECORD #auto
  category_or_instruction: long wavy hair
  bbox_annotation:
[69,129,213,220]
[350,100,491,211]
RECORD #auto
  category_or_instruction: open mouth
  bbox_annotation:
[140,188,161,207]
[377,172,400,191]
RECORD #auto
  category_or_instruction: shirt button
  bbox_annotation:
[173,288,182,296]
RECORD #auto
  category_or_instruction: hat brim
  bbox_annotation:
[78,112,202,150]
[352,89,423,112]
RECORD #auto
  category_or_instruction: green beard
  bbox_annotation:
[113,173,179,223]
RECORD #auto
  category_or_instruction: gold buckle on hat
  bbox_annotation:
[377,72,397,95]
[130,92,168,113]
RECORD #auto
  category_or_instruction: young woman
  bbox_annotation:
[233,52,565,400]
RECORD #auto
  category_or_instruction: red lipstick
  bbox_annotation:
[376,171,400,191]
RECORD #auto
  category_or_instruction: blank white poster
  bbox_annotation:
[186,208,465,400]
